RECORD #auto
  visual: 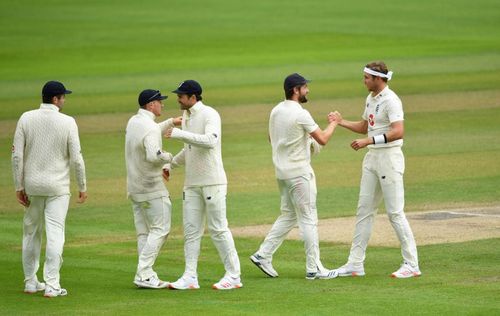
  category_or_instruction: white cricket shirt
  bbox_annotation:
[125,109,174,202]
[12,103,87,196]
[362,86,404,148]
[170,101,227,187]
[269,100,319,180]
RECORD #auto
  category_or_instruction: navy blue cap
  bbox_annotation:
[138,89,168,106]
[284,73,310,91]
[42,81,72,97]
[172,80,202,95]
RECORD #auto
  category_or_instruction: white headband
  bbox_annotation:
[364,67,393,80]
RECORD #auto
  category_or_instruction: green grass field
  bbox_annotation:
[1,0,499,314]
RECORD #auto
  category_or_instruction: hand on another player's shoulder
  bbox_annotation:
[173,116,182,126]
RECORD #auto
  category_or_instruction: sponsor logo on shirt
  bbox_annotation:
[368,114,375,126]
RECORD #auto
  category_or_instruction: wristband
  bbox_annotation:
[373,134,387,145]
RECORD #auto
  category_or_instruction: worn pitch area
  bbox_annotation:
[231,205,500,246]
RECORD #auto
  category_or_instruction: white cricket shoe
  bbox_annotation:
[336,262,366,277]
[168,274,200,290]
[391,262,422,278]
[24,279,45,294]
[250,253,278,278]
[44,286,68,298]
[306,269,338,280]
[134,275,169,289]
[212,275,243,290]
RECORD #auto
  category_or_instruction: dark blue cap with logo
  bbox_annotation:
[172,80,203,95]
[138,89,168,106]
[284,73,310,91]
[42,81,72,97]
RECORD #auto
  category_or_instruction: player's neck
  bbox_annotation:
[370,84,386,97]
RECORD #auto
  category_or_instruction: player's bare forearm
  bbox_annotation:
[351,122,404,151]
[340,119,368,134]
[385,121,404,141]
[310,121,337,146]
[330,111,367,134]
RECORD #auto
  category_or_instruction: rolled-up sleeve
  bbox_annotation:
[297,109,318,133]
[387,98,404,123]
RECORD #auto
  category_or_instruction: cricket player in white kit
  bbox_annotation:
[125,89,181,289]
[250,73,339,280]
[12,81,87,297]
[333,61,421,278]
[164,80,242,290]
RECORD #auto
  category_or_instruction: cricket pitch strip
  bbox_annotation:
[231,205,500,246]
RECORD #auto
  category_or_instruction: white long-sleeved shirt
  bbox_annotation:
[11,103,86,196]
[125,109,174,202]
[169,101,227,187]
[362,86,404,148]
[269,100,319,180]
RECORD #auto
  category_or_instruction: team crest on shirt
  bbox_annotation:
[375,104,380,113]
[368,114,375,126]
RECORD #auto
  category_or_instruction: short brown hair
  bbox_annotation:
[366,61,389,82]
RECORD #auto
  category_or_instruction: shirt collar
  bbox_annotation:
[40,103,60,112]
[138,108,156,121]
[188,101,203,114]
[371,86,389,99]
[283,99,302,108]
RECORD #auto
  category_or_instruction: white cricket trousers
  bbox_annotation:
[132,196,171,280]
[348,147,419,267]
[182,185,241,278]
[23,194,70,290]
[258,172,327,274]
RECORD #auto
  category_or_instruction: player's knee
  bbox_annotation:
[387,210,405,223]
[356,202,376,217]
